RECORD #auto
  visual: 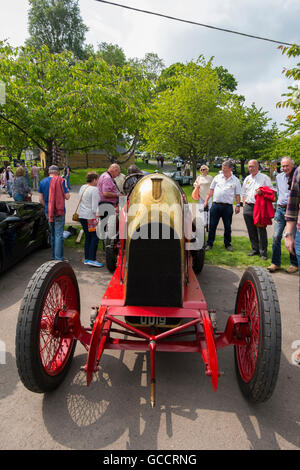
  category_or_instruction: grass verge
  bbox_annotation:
[204,235,292,270]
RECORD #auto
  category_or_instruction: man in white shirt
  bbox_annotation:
[241,159,273,260]
[204,160,241,252]
[267,156,298,273]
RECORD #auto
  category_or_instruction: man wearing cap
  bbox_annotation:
[38,165,70,261]
[203,160,241,252]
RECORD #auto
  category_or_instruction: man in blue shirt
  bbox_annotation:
[268,157,298,273]
[38,165,70,261]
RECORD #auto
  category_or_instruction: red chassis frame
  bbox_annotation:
[59,242,249,406]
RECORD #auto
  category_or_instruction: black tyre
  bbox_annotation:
[191,217,205,274]
[234,266,281,403]
[192,248,205,274]
[42,225,51,249]
[105,241,117,273]
[105,215,118,273]
[15,261,80,393]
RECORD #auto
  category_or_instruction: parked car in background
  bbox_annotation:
[172,156,184,165]
[0,201,50,273]
[213,158,223,168]
[196,159,208,169]
[163,171,193,186]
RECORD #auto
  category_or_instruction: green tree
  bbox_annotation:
[277,44,300,133]
[128,52,165,82]
[0,43,152,173]
[143,58,242,179]
[266,133,300,164]
[26,0,88,59]
[214,65,238,92]
[97,42,127,67]
[232,104,278,176]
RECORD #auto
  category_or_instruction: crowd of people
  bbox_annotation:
[0,162,41,201]
[34,157,299,275]
[3,158,298,275]
[36,162,136,267]
[192,157,299,276]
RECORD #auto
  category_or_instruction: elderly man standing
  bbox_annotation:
[268,157,298,273]
[97,163,121,230]
[30,163,40,191]
[97,163,121,206]
[38,164,70,261]
[241,159,274,260]
[204,160,241,252]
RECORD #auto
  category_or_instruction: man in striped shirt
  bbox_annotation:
[285,166,300,365]
[267,157,298,273]
[285,166,300,268]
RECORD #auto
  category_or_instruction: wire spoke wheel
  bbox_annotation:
[39,275,77,376]
[16,261,80,393]
[234,266,281,403]
[235,280,259,382]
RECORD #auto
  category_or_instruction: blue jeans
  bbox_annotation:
[207,203,233,248]
[79,218,99,261]
[295,230,300,267]
[13,193,24,202]
[49,215,65,260]
[65,174,71,189]
[7,181,12,196]
[272,207,298,267]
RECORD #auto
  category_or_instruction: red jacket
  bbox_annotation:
[48,176,66,222]
[253,186,275,227]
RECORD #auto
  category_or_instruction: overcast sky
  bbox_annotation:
[1,0,299,129]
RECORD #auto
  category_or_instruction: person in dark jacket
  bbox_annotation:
[12,167,31,202]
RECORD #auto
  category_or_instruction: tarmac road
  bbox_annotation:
[0,242,299,450]
[0,177,299,451]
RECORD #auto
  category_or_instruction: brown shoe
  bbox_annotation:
[267,264,280,273]
[285,265,298,274]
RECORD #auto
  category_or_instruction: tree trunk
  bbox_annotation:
[44,141,54,177]
[192,160,197,182]
[240,158,247,178]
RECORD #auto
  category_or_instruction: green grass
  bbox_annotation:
[67,167,107,186]
[204,235,292,270]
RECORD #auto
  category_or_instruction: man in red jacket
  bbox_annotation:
[38,165,70,261]
[241,160,274,260]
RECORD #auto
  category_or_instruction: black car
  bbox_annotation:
[0,201,50,273]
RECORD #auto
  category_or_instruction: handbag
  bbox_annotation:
[72,185,89,222]
[191,186,199,201]
[88,218,98,232]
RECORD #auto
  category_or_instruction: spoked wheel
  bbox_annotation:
[234,266,281,403]
[16,261,80,393]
